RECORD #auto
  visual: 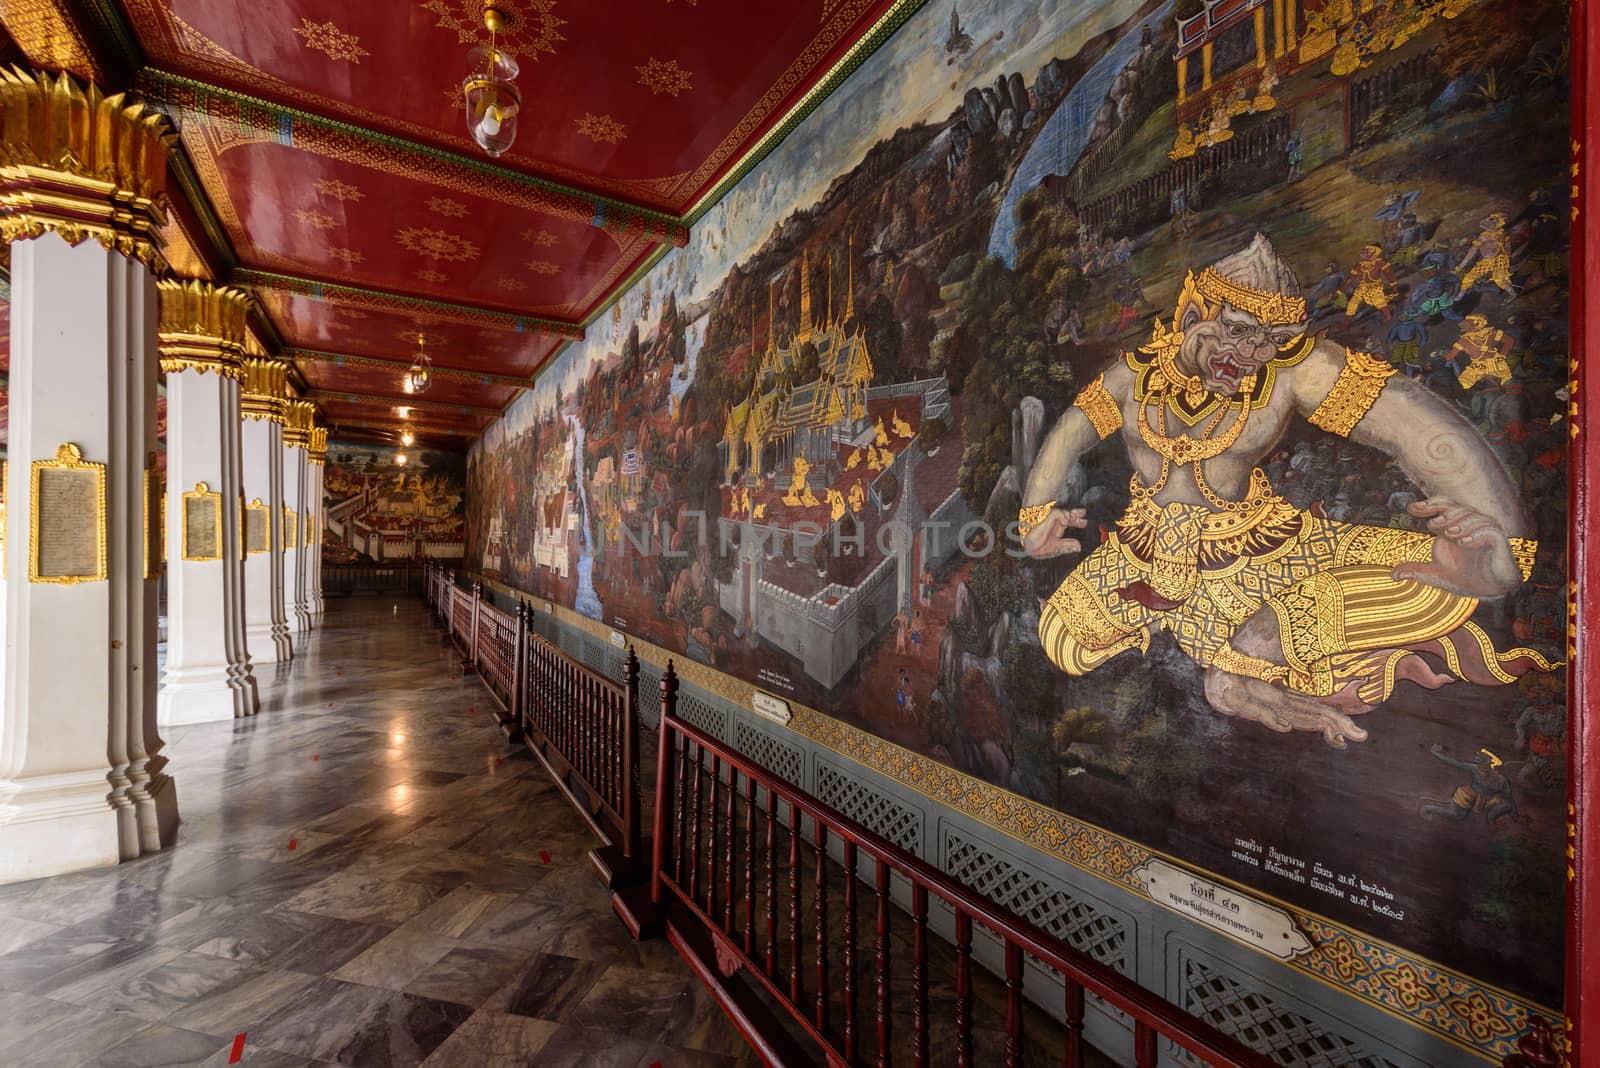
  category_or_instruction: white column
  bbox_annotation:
[240,359,292,662]
[156,281,258,726]
[0,67,179,882]
[284,401,313,634]
[308,432,326,621]
[2,239,144,878]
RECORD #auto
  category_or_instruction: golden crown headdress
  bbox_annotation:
[1478,748,1504,769]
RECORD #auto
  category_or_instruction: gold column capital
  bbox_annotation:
[240,356,292,424]
[307,425,329,465]
[0,66,175,272]
[284,399,316,449]
[157,278,252,380]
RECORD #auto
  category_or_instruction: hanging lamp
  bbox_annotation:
[404,333,433,395]
[462,4,521,158]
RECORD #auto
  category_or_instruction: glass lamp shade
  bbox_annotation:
[463,46,521,157]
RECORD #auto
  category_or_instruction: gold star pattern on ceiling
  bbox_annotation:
[425,196,469,219]
[420,0,566,61]
[497,278,528,292]
[525,259,561,275]
[416,269,448,284]
[314,178,364,202]
[636,57,693,97]
[294,208,337,231]
[522,228,558,247]
[395,226,481,262]
[575,113,628,145]
[293,19,370,63]
[328,248,365,267]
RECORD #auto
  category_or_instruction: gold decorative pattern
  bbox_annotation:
[327,247,365,267]
[425,196,469,219]
[0,66,176,272]
[575,113,629,145]
[283,400,316,449]
[637,57,693,97]
[180,481,223,562]
[307,426,329,466]
[244,497,270,554]
[496,277,528,292]
[29,443,106,585]
[240,357,292,424]
[313,177,364,201]
[1016,501,1055,539]
[421,0,566,60]
[525,259,562,276]
[1307,350,1396,437]
[0,0,106,81]
[1073,373,1123,440]
[292,18,370,64]
[395,226,481,262]
[283,506,299,549]
[293,208,336,231]
[415,268,448,284]
[157,279,252,380]
[522,228,558,246]
[1194,266,1307,325]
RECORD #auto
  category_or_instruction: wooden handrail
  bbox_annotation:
[647,662,1276,1068]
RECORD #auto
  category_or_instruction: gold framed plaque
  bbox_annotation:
[143,463,162,580]
[305,509,315,548]
[29,443,107,584]
[245,498,270,554]
[283,506,298,550]
[181,481,223,562]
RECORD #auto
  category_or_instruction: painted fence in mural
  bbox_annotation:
[466,0,1572,1051]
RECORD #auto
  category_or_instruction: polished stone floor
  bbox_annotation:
[0,597,759,1067]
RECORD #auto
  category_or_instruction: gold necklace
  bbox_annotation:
[1133,383,1257,511]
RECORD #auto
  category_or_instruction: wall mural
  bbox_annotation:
[467,0,1570,1022]
[325,442,465,560]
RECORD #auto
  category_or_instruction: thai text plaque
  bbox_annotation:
[30,443,105,584]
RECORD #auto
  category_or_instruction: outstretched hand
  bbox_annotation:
[1023,506,1089,559]
[1393,497,1522,597]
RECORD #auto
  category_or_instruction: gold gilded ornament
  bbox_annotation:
[1307,350,1395,437]
[240,358,292,424]
[1073,374,1123,440]
[157,279,253,380]
[0,66,176,272]
[1193,267,1307,326]
[1017,501,1055,539]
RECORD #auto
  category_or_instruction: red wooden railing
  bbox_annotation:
[627,661,1277,1068]
[520,605,647,886]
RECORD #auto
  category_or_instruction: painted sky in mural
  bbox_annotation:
[468,0,1571,1016]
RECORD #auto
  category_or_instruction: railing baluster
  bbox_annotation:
[707,755,720,916]
[954,910,973,1068]
[1135,1021,1157,1068]
[1065,978,1085,1068]
[874,858,891,1068]
[814,824,828,1035]
[789,803,802,1004]
[765,786,778,978]
[913,883,928,1068]
[689,742,704,904]
[650,663,677,908]
[743,773,756,956]
[724,763,737,933]
[1005,941,1024,1068]
[843,839,857,1063]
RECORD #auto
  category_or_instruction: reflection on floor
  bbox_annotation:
[0,597,758,1067]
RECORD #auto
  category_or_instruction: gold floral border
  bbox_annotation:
[470,572,1559,1063]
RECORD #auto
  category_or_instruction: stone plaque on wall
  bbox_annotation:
[246,500,270,554]
[182,482,222,562]
[283,507,298,550]
[30,443,105,584]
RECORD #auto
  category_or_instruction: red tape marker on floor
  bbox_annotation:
[312,754,320,762]
[228,1033,247,1064]
[287,838,297,851]
[539,850,550,864]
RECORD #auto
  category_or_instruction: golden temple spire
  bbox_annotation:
[800,248,812,339]
[846,232,854,321]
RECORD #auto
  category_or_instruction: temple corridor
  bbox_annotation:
[0,597,756,1068]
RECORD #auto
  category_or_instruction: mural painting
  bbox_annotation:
[466,0,1571,1015]
[325,442,465,561]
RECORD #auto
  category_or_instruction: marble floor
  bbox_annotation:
[0,597,760,1068]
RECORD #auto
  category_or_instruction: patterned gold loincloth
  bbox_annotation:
[1038,476,1545,701]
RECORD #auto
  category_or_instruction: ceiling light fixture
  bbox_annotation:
[401,429,415,447]
[404,333,433,395]
[462,4,520,158]
[396,452,408,466]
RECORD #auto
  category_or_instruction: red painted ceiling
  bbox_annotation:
[59,0,900,449]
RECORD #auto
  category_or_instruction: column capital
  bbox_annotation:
[157,279,252,380]
[307,425,329,465]
[240,357,292,424]
[0,66,176,272]
[284,400,316,449]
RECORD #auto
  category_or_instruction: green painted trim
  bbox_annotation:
[233,269,585,340]
[134,68,688,244]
